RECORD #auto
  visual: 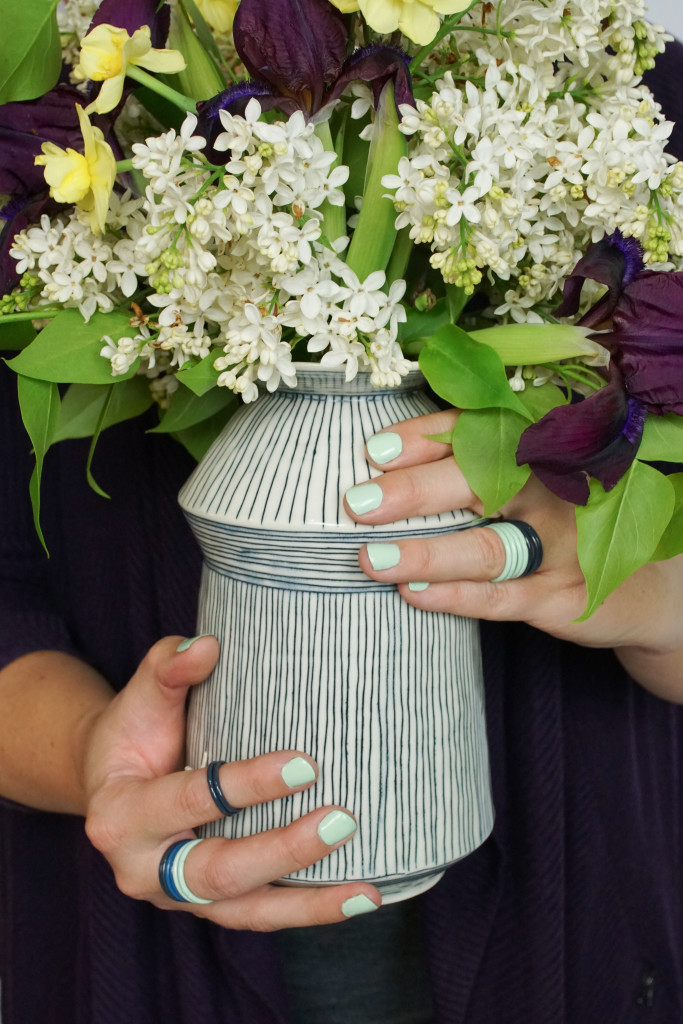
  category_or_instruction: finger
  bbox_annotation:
[364,410,458,470]
[359,524,514,585]
[397,575,586,625]
[133,751,319,838]
[203,882,382,932]
[345,457,481,524]
[163,806,360,902]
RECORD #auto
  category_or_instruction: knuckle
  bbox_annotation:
[113,869,147,901]
[204,851,245,900]
[85,803,125,855]
[279,824,315,867]
[477,528,506,577]
[483,579,513,613]
[399,471,427,513]
[174,777,210,822]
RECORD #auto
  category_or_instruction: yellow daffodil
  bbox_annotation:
[35,106,116,234]
[331,0,472,46]
[75,23,187,115]
[195,0,240,35]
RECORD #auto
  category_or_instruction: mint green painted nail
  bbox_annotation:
[366,543,401,571]
[366,432,402,465]
[408,582,430,592]
[176,634,211,652]
[342,894,379,918]
[317,810,357,846]
[345,482,383,515]
[281,756,316,788]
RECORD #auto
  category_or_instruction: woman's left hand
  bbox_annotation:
[344,411,683,662]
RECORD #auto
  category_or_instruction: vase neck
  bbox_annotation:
[277,364,424,396]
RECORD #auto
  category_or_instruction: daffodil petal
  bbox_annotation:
[330,0,361,11]
[359,0,403,35]
[398,2,440,44]
[134,47,187,74]
[90,74,126,115]
[432,0,472,13]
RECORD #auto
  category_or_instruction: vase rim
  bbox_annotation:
[266,361,424,396]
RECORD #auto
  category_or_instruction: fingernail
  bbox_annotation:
[281,756,317,789]
[366,543,401,571]
[345,482,383,515]
[366,431,402,465]
[408,582,430,592]
[317,810,357,846]
[342,894,379,918]
[176,634,212,652]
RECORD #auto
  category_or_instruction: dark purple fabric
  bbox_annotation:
[2,44,683,1024]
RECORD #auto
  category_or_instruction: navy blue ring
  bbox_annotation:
[159,840,190,903]
[504,520,543,576]
[207,760,241,817]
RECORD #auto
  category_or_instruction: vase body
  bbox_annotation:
[179,365,494,902]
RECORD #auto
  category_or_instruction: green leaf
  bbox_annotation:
[397,298,450,347]
[166,2,226,100]
[575,463,675,620]
[451,407,531,514]
[177,0,225,67]
[0,320,36,351]
[175,350,222,396]
[54,378,154,442]
[172,402,238,461]
[419,324,532,419]
[515,382,568,421]
[425,429,454,444]
[345,82,406,280]
[149,381,237,433]
[17,374,61,553]
[652,473,683,561]
[469,323,606,366]
[84,385,115,498]
[638,414,683,463]
[0,0,61,104]
[446,285,469,324]
[7,309,139,384]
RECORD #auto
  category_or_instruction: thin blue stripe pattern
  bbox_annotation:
[180,365,494,899]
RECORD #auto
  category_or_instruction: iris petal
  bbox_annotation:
[327,44,414,110]
[233,0,348,114]
[555,229,645,327]
[516,376,647,504]
[89,0,171,48]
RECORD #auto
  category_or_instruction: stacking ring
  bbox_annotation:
[487,520,543,582]
[158,838,213,904]
[207,760,241,817]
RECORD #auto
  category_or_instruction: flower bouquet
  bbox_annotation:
[1,0,683,624]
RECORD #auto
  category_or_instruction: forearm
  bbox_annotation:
[613,555,683,703]
[0,650,114,815]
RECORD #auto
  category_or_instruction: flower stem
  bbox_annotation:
[126,65,197,113]
[0,309,60,323]
[116,158,134,172]
[410,1,481,69]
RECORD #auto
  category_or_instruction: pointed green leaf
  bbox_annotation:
[54,378,154,442]
[451,407,531,514]
[515,381,568,421]
[469,323,606,366]
[419,324,532,419]
[17,374,61,553]
[150,381,237,433]
[175,350,222,396]
[0,0,61,104]
[0,321,36,351]
[575,463,675,620]
[177,0,225,67]
[652,473,683,561]
[172,403,238,461]
[84,386,115,498]
[397,298,450,347]
[7,309,139,384]
[637,414,683,463]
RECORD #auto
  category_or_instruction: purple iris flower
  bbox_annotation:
[196,0,414,151]
[517,230,683,503]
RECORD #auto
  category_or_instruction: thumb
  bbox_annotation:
[126,634,220,719]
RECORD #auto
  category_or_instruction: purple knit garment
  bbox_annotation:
[2,46,683,1024]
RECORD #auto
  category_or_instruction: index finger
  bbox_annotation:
[365,410,458,470]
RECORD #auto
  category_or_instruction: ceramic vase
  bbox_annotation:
[178,364,494,902]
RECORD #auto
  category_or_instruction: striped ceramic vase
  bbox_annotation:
[179,364,494,902]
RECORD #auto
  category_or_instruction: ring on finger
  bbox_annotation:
[159,838,213,904]
[487,520,543,582]
[207,760,241,817]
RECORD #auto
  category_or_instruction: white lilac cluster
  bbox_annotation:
[10,105,409,400]
[56,0,100,71]
[383,0,682,322]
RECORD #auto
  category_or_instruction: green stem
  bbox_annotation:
[127,65,197,113]
[314,120,346,246]
[385,226,413,287]
[116,158,134,173]
[0,309,60,323]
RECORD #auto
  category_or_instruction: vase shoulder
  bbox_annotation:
[178,369,477,532]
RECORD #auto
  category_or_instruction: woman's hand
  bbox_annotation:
[345,411,683,688]
[83,635,380,930]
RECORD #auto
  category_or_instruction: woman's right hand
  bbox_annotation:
[82,635,380,930]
